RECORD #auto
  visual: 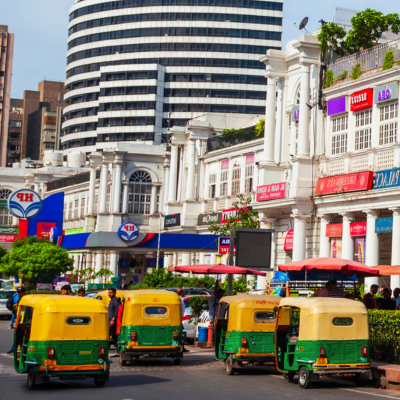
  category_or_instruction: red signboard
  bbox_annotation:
[221,207,251,224]
[221,160,229,170]
[0,235,18,242]
[256,182,286,202]
[326,223,343,237]
[350,222,367,236]
[218,237,236,255]
[284,230,294,251]
[36,222,56,239]
[350,88,373,111]
[315,171,373,195]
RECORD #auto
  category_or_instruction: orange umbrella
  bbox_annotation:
[373,265,400,275]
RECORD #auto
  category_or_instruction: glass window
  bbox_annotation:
[355,110,372,151]
[144,306,168,318]
[332,317,353,326]
[66,317,92,325]
[220,170,228,197]
[209,173,216,198]
[254,311,276,323]
[128,171,153,215]
[231,167,241,195]
[331,115,348,155]
[245,165,254,193]
[379,103,398,146]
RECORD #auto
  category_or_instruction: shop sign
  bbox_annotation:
[7,189,42,219]
[118,222,139,242]
[327,96,347,116]
[315,171,373,195]
[292,106,299,121]
[37,222,56,239]
[374,82,399,104]
[0,227,18,235]
[326,223,343,237]
[218,237,236,255]
[221,160,229,170]
[197,212,222,226]
[221,207,252,224]
[246,154,255,164]
[0,235,18,242]
[164,213,181,228]
[284,230,294,251]
[373,168,400,190]
[256,182,286,202]
[375,217,393,233]
[350,88,373,111]
[0,200,7,209]
[350,222,367,236]
[65,228,83,235]
[35,283,52,291]
[354,237,366,264]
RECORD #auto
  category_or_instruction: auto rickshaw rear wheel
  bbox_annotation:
[94,376,106,388]
[119,352,127,366]
[298,366,311,389]
[27,368,36,390]
[225,356,235,375]
[173,358,181,365]
[283,372,295,382]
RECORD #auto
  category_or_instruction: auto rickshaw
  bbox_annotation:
[117,289,183,365]
[215,295,281,375]
[14,295,111,389]
[275,297,371,389]
[96,290,134,305]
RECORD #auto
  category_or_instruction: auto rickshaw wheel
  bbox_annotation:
[225,356,235,376]
[27,368,36,390]
[119,352,127,366]
[283,372,295,382]
[94,376,106,388]
[298,366,311,389]
[173,358,181,365]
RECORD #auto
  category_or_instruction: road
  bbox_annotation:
[1,319,400,400]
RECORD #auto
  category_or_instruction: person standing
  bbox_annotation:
[5,287,26,355]
[379,288,396,310]
[176,289,189,353]
[208,280,225,320]
[362,284,379,310]
[108,288,119,357]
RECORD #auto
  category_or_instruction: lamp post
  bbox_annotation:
[155,212,163,269]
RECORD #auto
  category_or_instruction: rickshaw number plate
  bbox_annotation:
[317,358,327,364]
[129,341,138,346]
[79,351,91,355]
[44,359,57,366]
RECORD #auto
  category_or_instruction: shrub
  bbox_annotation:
[368,310,400,351]
[338,69,348,80]
[325,69,334,88]
[351,63,363,80]
[383,50,395,71]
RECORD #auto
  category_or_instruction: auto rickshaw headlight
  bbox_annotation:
[48,347,55,359]
[241,338,247,348]
[99,346,105,358]
[131,332,137,340]
[173,331,179,341]
[319,347,325,358]
[362,346,367,357]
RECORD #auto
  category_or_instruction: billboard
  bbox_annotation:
[236,231,272,270]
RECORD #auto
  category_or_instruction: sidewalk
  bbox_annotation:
[372,362,400,389]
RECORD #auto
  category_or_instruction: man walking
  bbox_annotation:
[363,284,379,309]
[5,287,26,355]
[108,288,119,357]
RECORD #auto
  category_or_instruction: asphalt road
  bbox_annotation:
[1,318,400,400]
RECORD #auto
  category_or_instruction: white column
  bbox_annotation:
[319,215,331,258]
[122,183,129,214]
[110,252,118,276]
[341,212,354,261]
[264,76,276,163]
[150,185,158,214]
[95,253,103,283]
[199,253,205,265]
[365,210,380,288]
[34,182,40,193]
[186,138,196,199]
[73,254,79,271]
[182,253,191,266]
[391,208,400,289]
[297,64,310,157]
[292,214,308,262]
[168,144,178,202]
[210,253,217,265]
[112,161,123,213]
[87,167,97,215]
[164,254,173,268]
[108,163,114,212]
[163,162,170,210]
[98,163,109,213]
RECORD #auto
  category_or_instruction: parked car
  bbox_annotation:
[85,292,97,298]
[182,295,210,342]
[0,290,15,319]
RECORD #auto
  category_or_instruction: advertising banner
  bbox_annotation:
[246,154,255,164]
[350,88,374,111]
[0,227,18,235]
[36,222,56,239]
[375,217,393,233]
[218,237,236,255]
[330,238,342,258]
[326,223,343,237]
[256,182,286,202]
[354,237,366,264]
[315,171,374,195]
[350,222,367,236]
[327,96,347,116]
[197,212,222,226]
[0,200,7,209]
[374,82,399,104]
[65,228,83,235]
[0,235,18,242]
[373,168,400,190]
[164,214,181,228]
[221,160,229,170]
[221,207,252,224]
[284,230,294,251]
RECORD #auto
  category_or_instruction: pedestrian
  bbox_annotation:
[317,282,330,297]
[176,288,189,353]
[394,288,400,310]
[60,284,72,295]
[327,281,346,298]
[108,288,119,357]
[77,287,85,297]
[362,284,379,310]
[379,288,396,310]
[208,279,225,320]
[5,287,26,355]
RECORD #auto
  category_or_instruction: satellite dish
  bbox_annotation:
[299,17,309,31]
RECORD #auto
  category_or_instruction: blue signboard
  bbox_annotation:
[375,217,393,233]
[374,168,400,190]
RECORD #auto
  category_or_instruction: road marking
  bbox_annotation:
[343,389,400,399]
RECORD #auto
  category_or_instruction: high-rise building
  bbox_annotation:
[6,98,23,166]
[0,25,14,167]
[63,0,283,155]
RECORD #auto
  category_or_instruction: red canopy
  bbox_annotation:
[168,264,266,276]
[278,257,379,278]
[373,265,400,276]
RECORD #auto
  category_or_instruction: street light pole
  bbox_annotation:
[155,212,163,269]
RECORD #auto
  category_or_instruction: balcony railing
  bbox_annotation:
[46,170,100,192]
[328,38,400,80]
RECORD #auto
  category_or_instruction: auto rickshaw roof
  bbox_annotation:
[220,294,281,307]
[125,289,181,303]
[19,294,108,315]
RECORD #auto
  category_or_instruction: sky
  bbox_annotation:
[1,0,399,99]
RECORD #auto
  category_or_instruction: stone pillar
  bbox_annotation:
[297,64,311,157]
[108,163,114,213]
[341,212,354,261]
[210,253,217,265]
[182,253,191,266]
[87,166,97,215]
[199,253,205,265]
[365,210,380,288]
[95,254,103,283]
[34,182,40,193]
[391,208,400,288]
[292,214,308,262]
[264,76,276,163]
[186,138,196,199]
[112,158,123,213]
[319,215,331,258]
[122,182,129,214]
[150,185,158,215]
[98,162,109,213]
[110,252,118,277]
[164,254,173,268]
[168,144,178,202]
[163,160,170,211]
[73,254,79,271]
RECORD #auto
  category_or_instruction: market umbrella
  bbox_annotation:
[278,257,379,279]
[373,265,400,275]
[168,264,266,276]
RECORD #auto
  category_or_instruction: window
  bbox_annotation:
[129,171,152,214]
[66,317,92,325]
[331,115,348,155]
[245,165,254,193]
[209,173,216,198]
[379,103,398,145]
[0,189,12,226]
[231,167,241,195]
[144,306,168,318]
[332,317,353,326]
[220,170,228,197]
[355,110,372,151]
[254,311,276,324]
[10,120,22,128]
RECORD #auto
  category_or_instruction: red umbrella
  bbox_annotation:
[278,257,379,278]
[168,264,266,276]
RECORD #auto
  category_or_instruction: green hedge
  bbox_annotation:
[368,310,400,350]
[26,291,61,295]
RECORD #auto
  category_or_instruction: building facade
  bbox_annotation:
[7,99,23,166]
[62,0,283,156]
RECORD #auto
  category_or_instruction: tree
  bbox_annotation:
[317,22,347,56]
[208,195,260,237]
[0,236,74,283]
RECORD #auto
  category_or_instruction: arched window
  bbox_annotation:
[296,85,301,105]
[0,189,13,226]
[128,171,152,214]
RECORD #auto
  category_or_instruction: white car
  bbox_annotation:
[182,295,210,342]
[0,290,15,318]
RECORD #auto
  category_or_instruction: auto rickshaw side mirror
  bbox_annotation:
[97,296,103,300]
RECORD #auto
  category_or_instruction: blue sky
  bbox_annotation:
[1,0,399,98]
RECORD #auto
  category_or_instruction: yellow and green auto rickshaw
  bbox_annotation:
[117,289,183,365]
[215,295,281,375]
[14,295,111,389]
[275,297,371,389]
[96,290,134,305]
